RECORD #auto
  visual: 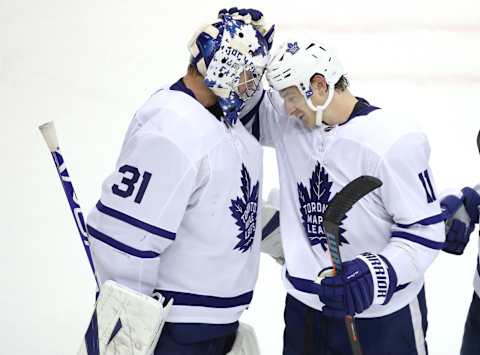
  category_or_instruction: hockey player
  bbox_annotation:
[262,39,445,355]
[204,33,444,353]
[261,40,447,354]
[441,185,480,355]
[85,15,272,355]
[213,6,445,352]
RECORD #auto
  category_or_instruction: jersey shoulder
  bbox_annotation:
[339,108,429,160]
[127,87,227,161]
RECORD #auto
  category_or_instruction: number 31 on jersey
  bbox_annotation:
[112,164,152,204]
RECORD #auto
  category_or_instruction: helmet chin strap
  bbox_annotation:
[306,85,335,126]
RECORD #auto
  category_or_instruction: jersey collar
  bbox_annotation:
[170,78,224,122]
[169,78,196,99]
[339,97,380,126]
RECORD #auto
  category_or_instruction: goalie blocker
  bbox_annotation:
[77,282,260,355]
[77,281,172,355]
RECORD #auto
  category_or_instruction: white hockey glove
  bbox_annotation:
[77,281,172,355]
[261,188,284,265]
[226,322,261,355]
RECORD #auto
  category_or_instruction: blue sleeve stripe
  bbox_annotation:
[286,270,411,295]
[154,289,253,308]
[285,271,320,294]
[96,201,176,241]
[396,212,445,228]
[391,231,444,250]
[87,225,160,259]
[395,283,410,292]
[262,211,280,240]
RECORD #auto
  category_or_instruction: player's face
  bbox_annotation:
[236,69,257,99]
[279,87,316,128]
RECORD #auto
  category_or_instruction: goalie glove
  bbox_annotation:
[261,188,284,265]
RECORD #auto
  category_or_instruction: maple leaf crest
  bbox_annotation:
[286,41,300,55]
[229,164,259,253]
[297,162,349,251]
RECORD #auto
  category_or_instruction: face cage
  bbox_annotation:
[203,20,268,125]
[234,65,265,101]
[214,63,266,126]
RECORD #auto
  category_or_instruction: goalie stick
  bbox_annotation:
[322,175,383,355]
[39,121,102,353]
[40,121,173,355]
[39,121,99,288]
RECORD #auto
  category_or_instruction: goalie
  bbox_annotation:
[79,10,275,355]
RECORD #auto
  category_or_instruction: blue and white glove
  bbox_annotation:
[316,253,398,318]
[441,186,480,255]
[218,7,275,50]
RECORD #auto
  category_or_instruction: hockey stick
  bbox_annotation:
[40,122,173,355]
[39,122,102,353]
[323,175,383,355]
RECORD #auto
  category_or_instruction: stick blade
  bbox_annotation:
[324,175,382,225]
[39,121,59,152]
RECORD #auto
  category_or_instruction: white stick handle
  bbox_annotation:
[38,121,59,152]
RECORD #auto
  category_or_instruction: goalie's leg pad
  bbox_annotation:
[226,322,261,355]
[77,280,172,355]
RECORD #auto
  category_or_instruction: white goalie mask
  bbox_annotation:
[266,40,345,126]
[189,16,269,126]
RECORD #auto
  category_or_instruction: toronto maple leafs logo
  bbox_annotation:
[230,164,259,253]
[297,162,348,251]
[287,41,300,55]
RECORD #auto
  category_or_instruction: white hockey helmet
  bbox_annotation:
[266,40,344,124]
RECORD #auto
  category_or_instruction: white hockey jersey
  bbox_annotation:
[256,90,445,318]
[87,82,263,324]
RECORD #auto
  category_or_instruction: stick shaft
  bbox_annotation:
[323,176,382,355]
[39,122,99,289]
